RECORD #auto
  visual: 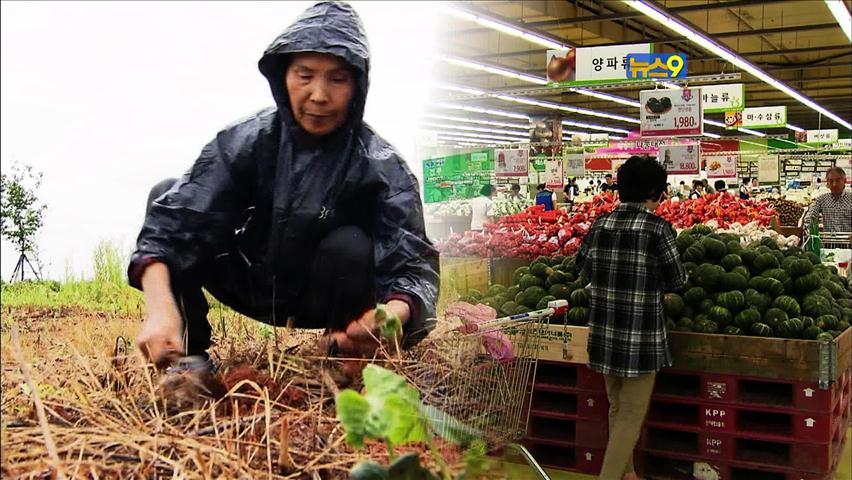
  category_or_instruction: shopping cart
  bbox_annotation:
[419,300,570,479]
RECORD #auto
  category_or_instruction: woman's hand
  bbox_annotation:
[332,300,410,357]
[136,262,185,368]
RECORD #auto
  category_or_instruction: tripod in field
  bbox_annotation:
[9,252,40,282]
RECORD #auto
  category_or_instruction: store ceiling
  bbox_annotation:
[433,0,852,137]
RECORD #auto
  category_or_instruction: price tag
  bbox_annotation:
[640,88,704,137]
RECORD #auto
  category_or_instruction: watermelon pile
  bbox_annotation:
[668,225,852,340]
[457,255,591,324]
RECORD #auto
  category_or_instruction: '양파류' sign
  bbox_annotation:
[546,43,652,86]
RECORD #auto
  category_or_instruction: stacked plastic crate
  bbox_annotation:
[637,367,851,480]
[521,360,609,475]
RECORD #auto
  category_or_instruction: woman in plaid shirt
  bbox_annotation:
[576,155,688,480]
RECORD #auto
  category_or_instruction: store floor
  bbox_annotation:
[503,427,852,479]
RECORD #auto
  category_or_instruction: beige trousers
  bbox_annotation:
[598,372,657,480]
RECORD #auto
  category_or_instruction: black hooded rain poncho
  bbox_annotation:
[129,2,440,347]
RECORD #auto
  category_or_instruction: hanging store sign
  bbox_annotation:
[795,129,840,145]
[639,88,703,137]
[700,84,745,113]
[570,133,609,147]
[545,158,563,189]
[530,116,562,156]
[546,43,652,86]
[658,144,701,175]
[725,106,787,129]
[758,155,780,184]
[564,153,586,177]
[705,154,738,179]
[625,53,687,79]
[495,148,529,177]
[612,158,628,177]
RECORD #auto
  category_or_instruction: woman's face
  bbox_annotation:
[285,52,355,136]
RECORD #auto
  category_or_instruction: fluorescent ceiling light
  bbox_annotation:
[786,124,805,133]
[737,127,766,137]
[657,80,682,89]
[562,119,631,134]
[825,1,852,41]
[435,59,640,123]
[704,119,726,128]
[423,121,529,137]
[424,113,529,130]
[434,102,530,120]
[440,5,570,50]
[428,129,528,143]
[439,55,548,85]
[572,88,642,107]
[703,132,722,138]
[624,0,851,129]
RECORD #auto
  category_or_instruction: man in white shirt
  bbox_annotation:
[802,167,851,233]
[470,184,495,231]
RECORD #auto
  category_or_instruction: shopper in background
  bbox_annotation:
[601,173,618,193]
[801,167,851,233]
[751,177,761,195]
[702,179,715,195]
[131,2,439,368]
[535,183,556,211]
[688,180,704,200]
[714,180,728,195]
[469,184,495,232]
[576,155,688,480]
[508,183,523,201]
[739,177,751,200]
[564,178,580,203]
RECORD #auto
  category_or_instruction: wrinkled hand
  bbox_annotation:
[331,300,410,358]
[136,306,184,369]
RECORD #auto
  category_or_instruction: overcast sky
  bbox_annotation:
[1,1,442,280]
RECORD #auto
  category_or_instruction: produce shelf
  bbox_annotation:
[636,451,843,480]
[528,389,609,421]
[533,360,605,392]
[520,441,605,476]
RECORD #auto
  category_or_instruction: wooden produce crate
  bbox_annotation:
[528,326,852,389]
[436,256,490,313]
[511,325,590,365]
[667,328,852,389]
[488,257,531,287]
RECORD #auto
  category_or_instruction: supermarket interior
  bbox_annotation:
[420,1,852,479]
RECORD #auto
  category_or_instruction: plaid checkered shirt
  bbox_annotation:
[801,191,852,233]
[576,203,688,377]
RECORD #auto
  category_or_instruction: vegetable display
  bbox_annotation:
[768,198,806,227]
[669,228,851,339]
[437,193,780,260]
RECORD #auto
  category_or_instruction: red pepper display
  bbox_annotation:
[434,192,776,260]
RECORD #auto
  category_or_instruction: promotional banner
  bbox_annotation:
[495,148,529,177]
[625,53,687,79]
[726,106,787,129]
[530,116,562,156]
[564,153,586,177]
[640,88,703,137]
[546,43,652,86]
[612,158,628,177]
[758,155,780,184]
[700,84,745,113]
[705,154,738,179]
[545,158,563,189]
[569,133,608,147]
[658,144,700,175]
